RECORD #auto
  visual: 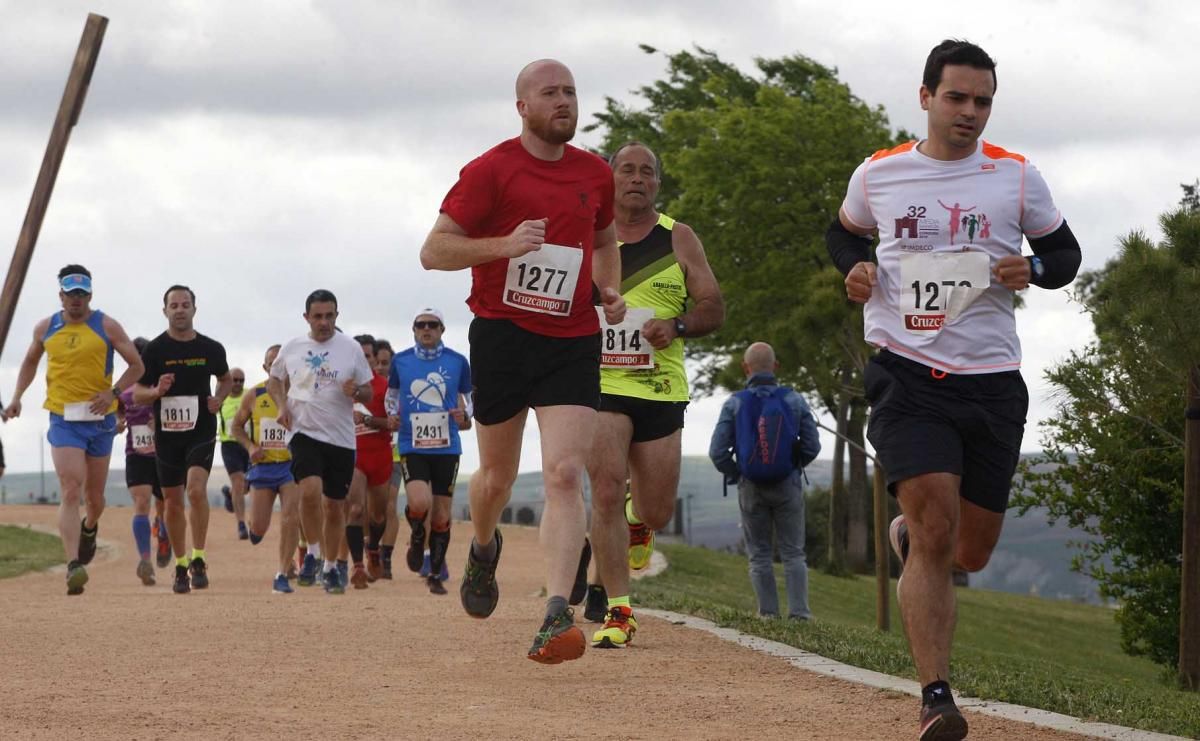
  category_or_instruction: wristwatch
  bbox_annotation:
[672,317,687,338]
[1029,256,1045,283]
[111,385,121,397]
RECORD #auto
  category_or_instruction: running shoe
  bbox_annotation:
[272,574,294,594]
[337,560,349,589]
[237,521,249,541]
[351,564,369,590]
[66,561,88,596]
[569,538,591,605]
[78,518,98,565]
[527,608,586,664]
[419,550,430,578]
[189,557,209,589]
[592,606,638,648]
[366,548,382,582]
[627,496,654,571]
[427,576,447,595]
[155,536,171,569]
[136,558,156,586]
[323,567,344,595]
[460,530,503,619]
[298,554,318,587]
[222,485,233,513]
[584,584,608,623]
[173,564,191,594]
[406,519,426,572]
[919,690,968,740]
[438,560,450,582]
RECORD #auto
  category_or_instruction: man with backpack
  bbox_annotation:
[708,342,821,620]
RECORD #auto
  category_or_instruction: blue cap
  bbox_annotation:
[59,273,92,294]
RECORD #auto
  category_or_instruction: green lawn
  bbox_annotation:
[633,542,1200,738]
[0,524,64,579]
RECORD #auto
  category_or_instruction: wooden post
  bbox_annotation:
[874,462,890,631]
[1180,365,1200,690]
[0,13,107,358]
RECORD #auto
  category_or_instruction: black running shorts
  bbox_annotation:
[468,317,601,425]
[863,350,1028,513]
[598,393,687,443]
[125,454,163,500]
[220,440,250,475]
[289,432,356,501]
[155,434,216,489]
[399,453,460,497]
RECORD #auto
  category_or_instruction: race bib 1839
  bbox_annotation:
[411,412,449,449]
[899,252,990,334]
[259,417,289,450]
[596,306,656,369]
[160,395,199,432]
[503,244,582,316]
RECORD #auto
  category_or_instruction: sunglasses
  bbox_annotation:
[413,321,442,330]
[232,377,245,382]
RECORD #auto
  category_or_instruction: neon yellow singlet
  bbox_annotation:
[42,310,117,416]
[218,392,244,443]
[600,214,690,402]
[249,382,290,464]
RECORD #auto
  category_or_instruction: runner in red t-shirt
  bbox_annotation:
[420,58,625,665]
[345,334,393,589]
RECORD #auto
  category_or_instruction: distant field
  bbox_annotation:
[0,525,63,578]
[634,542,1200,738]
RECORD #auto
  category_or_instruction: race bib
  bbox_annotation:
[411,411,449,449]
[597,307,656,369]
[259,416,289,451]
[131,424,155,455]
[354,402,371,436]
[160,395,199,432]
[502,244,582,316]
[899,252,990,334]
[64,401,104,422]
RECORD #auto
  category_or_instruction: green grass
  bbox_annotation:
[0,524,64,579]
[633,542,1200,738]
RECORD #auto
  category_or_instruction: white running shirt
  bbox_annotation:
[270,332,374,449]
[841,139,1063,374]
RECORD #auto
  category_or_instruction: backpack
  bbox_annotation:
[733,386,799,484]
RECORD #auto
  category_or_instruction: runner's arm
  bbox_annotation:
[826,216,875,277]
[230,392,256,453]
[672,222,724,338]
[1026,220,1082,289]
[591,222,620,295]
[3,320,48,417]
[209,371,233,414]
[420,213,537,270]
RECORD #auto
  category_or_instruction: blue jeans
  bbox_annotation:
[737,473,811,619]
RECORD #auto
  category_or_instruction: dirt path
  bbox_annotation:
[0,504,1089,740]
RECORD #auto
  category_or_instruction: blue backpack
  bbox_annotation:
[734,386,799,484]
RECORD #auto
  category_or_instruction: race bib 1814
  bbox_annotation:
[899,252,990,334]
[502,244,582,317]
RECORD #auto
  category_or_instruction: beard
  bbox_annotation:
[528,111,577,145]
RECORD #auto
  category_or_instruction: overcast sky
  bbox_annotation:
[1,0,1197,477]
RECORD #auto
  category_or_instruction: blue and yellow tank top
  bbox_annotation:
[600,214,690,401]
[42,310,116,416]
[249,381,290,464]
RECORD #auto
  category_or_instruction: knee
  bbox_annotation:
[590,478,625,518]
[477,467,516,501]
[637,498,674,532]
[907,510,957,560]
[348,503,364,521]
[955,543,993,573]
[542,459,583,494]
[186,488,206,505]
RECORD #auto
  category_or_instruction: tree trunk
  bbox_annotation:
[846,396,870,572]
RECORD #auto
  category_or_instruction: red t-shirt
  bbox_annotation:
[440,138,615,338]
[355,373,391,452]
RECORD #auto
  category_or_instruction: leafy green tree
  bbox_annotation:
[1015,188,1200,670]
[588,47,908,572]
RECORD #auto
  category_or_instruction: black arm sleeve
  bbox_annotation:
[825,218,874,277]
[1027,219,1082,289]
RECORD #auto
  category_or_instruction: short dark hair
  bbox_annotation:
[375,339,393,355]
[133,336,149,356]
[922,39,997,94]
[58,264,91,280]
[305,289,338,314]
[163,284,195,306]
[354,333,377,354]
[608,141,662,179]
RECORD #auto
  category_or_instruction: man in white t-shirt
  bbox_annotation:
[268,289,375,595]
[826,39,1081,741]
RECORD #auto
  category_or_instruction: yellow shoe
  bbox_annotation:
[592,606,638,648]
[626,494,654,571]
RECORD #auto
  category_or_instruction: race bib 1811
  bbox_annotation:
[596,306,656,369]
[411,411,449,449]
[160,395,199,432]
[502,244,582,317]
[899,252,990,334]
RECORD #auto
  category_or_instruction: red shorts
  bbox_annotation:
[355,446,393,487]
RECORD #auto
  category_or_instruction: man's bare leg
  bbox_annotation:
[534,404,595,602]
[278,484,301,576]
[82,453,110,532]
[468,411,527,549]
[585,412,634,599]
[185,466,212,551]
[51,447,87,562]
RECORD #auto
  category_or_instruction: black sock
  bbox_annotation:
[922,680,952,706]
[368,520,385,549]
[382,545,394,562]
[545,595,568,618]
[429,527,451,576]
[346,525,365,563]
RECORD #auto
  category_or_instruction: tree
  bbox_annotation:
[1015,187,1200,670]
[588,47,909,572]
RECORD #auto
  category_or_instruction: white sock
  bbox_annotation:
[323,559,337,573]
[276,572,286,579]
[307,543,321,557]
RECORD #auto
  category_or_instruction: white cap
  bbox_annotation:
[413,307,444,325]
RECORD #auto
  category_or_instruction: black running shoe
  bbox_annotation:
[406,517,426,573]
[919,688,968,740]
[189,557,209,589]
[460,530,503,618]
[569,538,591,605]
[584,583,608,623]
[78,518,98,565]
[427,576,447,595]
[173,564,191,594]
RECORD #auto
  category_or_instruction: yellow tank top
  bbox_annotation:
[218,392,245,442]
[42,310,117,416]
[600,214,689,401]
[249,382,290,463]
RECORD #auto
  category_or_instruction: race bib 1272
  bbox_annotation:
[899,252,990,334]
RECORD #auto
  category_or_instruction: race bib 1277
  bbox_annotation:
[503,244,582,317]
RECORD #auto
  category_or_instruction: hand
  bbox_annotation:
[992,254,1031,291]
[3,399,22,420]
[155,373,175,397]
[115,418,127,435]
[501,219,547,258]
[386,415,400,432]
[88,388,116,416]
[342,378,358,398]
[249,445,265,464]
[845,261,877,304]
[206,396,223,414]
[449,407,466,425]
[600,287,626,325]
[353,409,366,425]
[641,318,675,350]
[276,407,292,430]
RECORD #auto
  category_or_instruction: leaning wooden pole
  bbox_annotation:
[873,463,890,631]
[0,13,108,358]
[1180,365,1200,690]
